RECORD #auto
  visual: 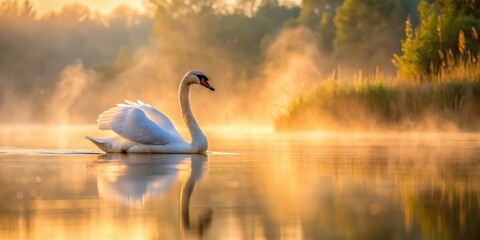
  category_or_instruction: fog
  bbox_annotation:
[0,1,153,123]
[0,0,426,131]
[50,26,324,128]
[0,1,323,127]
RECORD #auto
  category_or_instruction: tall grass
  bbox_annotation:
[276,58,480,131]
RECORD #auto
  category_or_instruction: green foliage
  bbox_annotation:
[93,46,134,82]
[276,59,480,131]
[151,0,300,78]
[394,0,480,79]
[334,0,404,70]
[113,46,132,71]
[360,83,395,120]
[297,0,344,53]
[295,0,420,71]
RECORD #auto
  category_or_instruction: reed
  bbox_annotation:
[276,56,480,131]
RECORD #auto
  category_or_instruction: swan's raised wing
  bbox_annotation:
[97,103,183,145]
[122,100,181,136]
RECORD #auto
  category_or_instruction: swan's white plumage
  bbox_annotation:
[124,100,180,135]
[86,70,214,153]
[96,101,185,145]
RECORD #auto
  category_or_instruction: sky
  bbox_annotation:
[28,0,301,16]
[30,0,146,15]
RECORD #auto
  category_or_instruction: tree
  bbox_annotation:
[333,0,404,70]
[20,0,35,19]
[151,0,300,76]
[0,0,20,17]
[297,0,344,53]
[393,0,480,79]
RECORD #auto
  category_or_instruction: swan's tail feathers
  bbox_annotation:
[85,136,110,152]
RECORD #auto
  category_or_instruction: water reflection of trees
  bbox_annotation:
[1,138,479,239]
[410,190,480,240]
[405,159,480,240]
[227,145,480,239]
[0,154,97,239]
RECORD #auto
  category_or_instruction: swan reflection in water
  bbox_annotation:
[96,154,212,237]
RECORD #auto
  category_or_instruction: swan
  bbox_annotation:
[86,70,215,153]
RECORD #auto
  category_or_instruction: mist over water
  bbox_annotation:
[0,2,479,239]
[48,61,95,123]
[0,2,153,124]
[0,19,326,127]
[1,0,476,133]
[0,1,390,129]
[1,127,479,239]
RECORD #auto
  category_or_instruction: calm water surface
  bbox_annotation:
[0,126,479,239]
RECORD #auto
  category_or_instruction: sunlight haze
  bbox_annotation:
[30,0,146,14]
[1,0,480,238]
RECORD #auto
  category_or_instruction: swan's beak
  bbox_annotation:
[200,79,215,91]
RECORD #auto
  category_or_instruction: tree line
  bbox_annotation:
[0,0,152,95]
[0,0,479,123]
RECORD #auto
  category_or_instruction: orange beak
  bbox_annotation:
[200,79,215,91]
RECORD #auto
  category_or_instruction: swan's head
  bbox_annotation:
[184,70,215,91]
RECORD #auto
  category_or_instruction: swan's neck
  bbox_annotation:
[179,81,208,152]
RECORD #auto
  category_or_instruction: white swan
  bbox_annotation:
[86,70,215,153]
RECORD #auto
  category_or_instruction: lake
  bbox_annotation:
[0,126,479,239]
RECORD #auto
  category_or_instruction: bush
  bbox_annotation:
[393,0,480,80]
[276,60,480,131]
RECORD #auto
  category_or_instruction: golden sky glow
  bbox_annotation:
[30,0,146,15]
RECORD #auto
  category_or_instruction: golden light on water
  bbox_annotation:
[1,0,480,238]
[0,127,479,239]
